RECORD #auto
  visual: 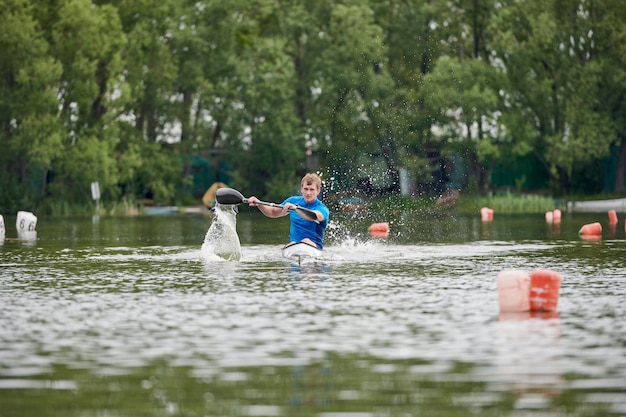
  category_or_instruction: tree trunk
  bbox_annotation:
[613,136,626,194]
[556,165,570,193]
[91,62,108,124]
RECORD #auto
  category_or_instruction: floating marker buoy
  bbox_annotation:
[608,210,618,225]
[545,211,553,224]
[0,214,5,240]
[369,222,390,238]
[529,269,562,312]
[578,222,602,237]
[553,209,561,224]
[16,211,37,233]
[497,270,530,312]
[580,234,602,242]
[17,211,37,232]
[480,207,494,222]
[497,269,562,313]
[16,211,37,241]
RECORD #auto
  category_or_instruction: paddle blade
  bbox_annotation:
[216,188,246,205]
[294,206,319,222]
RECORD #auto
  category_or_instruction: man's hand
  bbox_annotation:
[282,202,296,215]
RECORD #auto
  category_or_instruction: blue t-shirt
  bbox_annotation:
[282,196,330,249]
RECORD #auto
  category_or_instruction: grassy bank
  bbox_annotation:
[367,191,561,215]
[456,191,561,214]
[24,191,577,217]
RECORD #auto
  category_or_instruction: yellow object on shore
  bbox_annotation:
[202,182,229,207]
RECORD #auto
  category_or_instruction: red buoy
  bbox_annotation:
[608,210,618,225]
[480,207,494,222]
[529,270,562,312]
[369,222,390,238]
[578,222,602,237]
[497,269,562,313]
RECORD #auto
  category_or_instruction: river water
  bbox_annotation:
[0,210,625,417]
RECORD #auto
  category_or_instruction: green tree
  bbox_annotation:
[290,3,399,192]
[0,0,63,212]
[224,0,303,200]
[422,56,501,193]
[489,0,615,193]
[44,0,127,206]
[371,0,441,189]
[590,0,626,193]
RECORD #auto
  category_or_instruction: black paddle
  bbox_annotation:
[216,188,319,222]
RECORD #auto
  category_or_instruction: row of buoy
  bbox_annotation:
[0,211,38,241]
[578,210,623,240]
[372,207,623,240]
[483,206,624,240]
[497,269,562,313]
[545,209,562,224]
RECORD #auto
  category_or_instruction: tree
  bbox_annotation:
[223,0,303,200]
[422,57,502,193]
[44,0,128,204]
[0,0,63,211]
[295,3,400,192]
[489,0,615,193]
[588,0,626,193]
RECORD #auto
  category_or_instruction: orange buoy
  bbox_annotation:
[545,211,553,223]
[480,207,494,222]
[580,234,602,242]
[529,269,562,312]
[497,270,530,312]
[369,222,390,238]
[553,209,561,224]
[608,210,618,225]
[578,222,602,237]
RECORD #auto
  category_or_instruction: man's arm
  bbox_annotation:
[248,196,288,218]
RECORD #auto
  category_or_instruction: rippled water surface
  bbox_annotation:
[1,211,625,417]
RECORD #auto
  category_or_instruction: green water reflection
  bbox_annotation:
[0,212,624,417]
[0,356,617,417]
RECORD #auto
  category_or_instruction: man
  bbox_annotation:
[248,173,330,249]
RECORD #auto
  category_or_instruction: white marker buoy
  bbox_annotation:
[16,211,37,241]
[497,270,530,312]
[16,211,37,232]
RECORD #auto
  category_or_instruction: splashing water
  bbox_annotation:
[201,204,242,261]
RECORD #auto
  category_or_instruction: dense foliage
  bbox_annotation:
[2,0,625,213]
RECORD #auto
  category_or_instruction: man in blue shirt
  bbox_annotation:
[248,173,330,249]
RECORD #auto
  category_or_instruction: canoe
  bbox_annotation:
[282,241,323,264]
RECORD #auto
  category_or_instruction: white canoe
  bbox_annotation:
[282,242,323,264]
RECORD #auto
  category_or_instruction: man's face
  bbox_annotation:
[301,183,319,203]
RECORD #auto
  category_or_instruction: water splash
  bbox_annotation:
[201,204,242,261]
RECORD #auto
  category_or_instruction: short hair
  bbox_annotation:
[301,173,321,189]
